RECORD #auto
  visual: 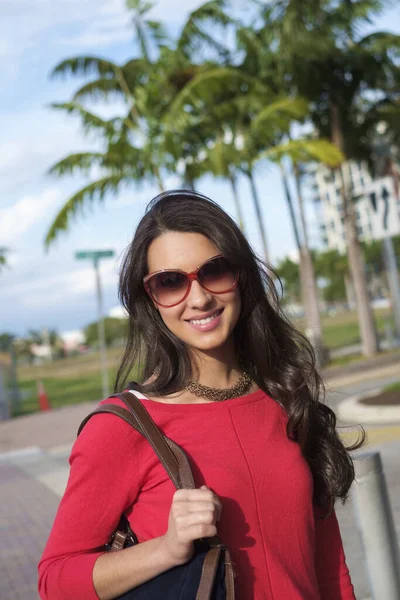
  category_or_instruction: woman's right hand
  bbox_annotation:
[160,485,222,565]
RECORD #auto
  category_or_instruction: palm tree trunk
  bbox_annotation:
[340,161,378,355]
[229,171,245,231]
[279,162,302,250]
[331,101,378,356]
[247,168,269,263]
[154,166,165,193]
[344,274,356,310]
[292,163,327,366]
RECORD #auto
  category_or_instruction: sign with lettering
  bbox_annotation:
[364,177,400,240]
[75,250,115,261]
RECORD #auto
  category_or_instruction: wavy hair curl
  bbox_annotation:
[116,190,364,509]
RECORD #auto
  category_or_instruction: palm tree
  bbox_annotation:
[262,0,400,355]
[177,0,234,61]
[258,132,344,365]
[45,100,161,246]
[202,136,245,230]
[45,0,173,247]
[126,0,168,62]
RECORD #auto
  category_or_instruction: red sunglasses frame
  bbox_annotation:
[143,254,239,308]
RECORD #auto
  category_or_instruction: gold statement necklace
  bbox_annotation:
[185,359,254,402]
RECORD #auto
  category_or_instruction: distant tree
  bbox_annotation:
[0,333,14,352]
[314,249,348,303]
[84,317,128,347]
[275,257,301,304]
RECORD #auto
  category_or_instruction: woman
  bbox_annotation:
[39,189,363,600]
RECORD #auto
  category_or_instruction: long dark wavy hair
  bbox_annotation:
[116,189,365,510]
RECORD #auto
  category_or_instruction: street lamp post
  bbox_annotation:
[75,250,115,398]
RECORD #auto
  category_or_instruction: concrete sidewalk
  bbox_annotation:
[0,401,98,454]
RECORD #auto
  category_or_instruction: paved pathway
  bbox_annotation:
[1,364,400,600]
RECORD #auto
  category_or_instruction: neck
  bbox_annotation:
[190,342,241,389]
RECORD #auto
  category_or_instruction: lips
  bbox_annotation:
[186,308,224,325]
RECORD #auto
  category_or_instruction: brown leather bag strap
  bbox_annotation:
[115,392,182,481]
[78,403,195,490]
[223,548,236,600]
[194,546,235,600]
[195,547,222,600]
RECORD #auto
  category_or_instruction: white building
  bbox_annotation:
[59,330,86,353]
[314,160,375,253]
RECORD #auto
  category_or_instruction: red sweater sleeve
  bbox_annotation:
[314,507,356,599]
[38,410,142,600]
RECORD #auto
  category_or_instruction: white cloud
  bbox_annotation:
[0,188,61,245]
[150,0,204,21]
[108,304,128,319]
[2,258,119,308]
[1,0,205,60]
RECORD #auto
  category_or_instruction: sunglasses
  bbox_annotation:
[143,255,239,308]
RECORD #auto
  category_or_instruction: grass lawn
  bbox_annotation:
[10,307,395,416]
[293,307,393,349]
[15,370,115,416]
[383,381,400,393]
[13,347,140,417]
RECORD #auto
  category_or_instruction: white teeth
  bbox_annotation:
[190,310,221,325]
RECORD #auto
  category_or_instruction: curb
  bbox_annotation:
[325,361,400,389]
[0,445,44,461]
[338,388,400,425]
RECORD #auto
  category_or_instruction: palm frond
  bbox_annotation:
[252,97,310,132]
[358,31,400,56]
[51,56,117,79]
[45,175,125,248]
[205,139,241,178]
[49,102,115,134]
[178,0,234,57]
[262,138,344,167]
[145,20,169,44]
[165,68,267,128]
[73,79,126,103]
[48,152,105,177]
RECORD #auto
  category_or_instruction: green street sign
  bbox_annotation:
[75,250,115,260]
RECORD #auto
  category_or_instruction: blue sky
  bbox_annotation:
[1,0,399,337]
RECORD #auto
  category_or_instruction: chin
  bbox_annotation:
[185,331,233,353]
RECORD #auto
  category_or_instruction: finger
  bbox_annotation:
[174,488,218,503]
[175,511,216,529]
[185,501,219,514]
[177,522,218,541]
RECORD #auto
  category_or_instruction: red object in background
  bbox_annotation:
[37,380,51,411]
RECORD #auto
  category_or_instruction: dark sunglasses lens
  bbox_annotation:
[198,257,237,292]
[148,271,188,305]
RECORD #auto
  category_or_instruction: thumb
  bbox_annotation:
[200,485,209,490]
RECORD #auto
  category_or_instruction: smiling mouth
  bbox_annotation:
[187,308,224,325]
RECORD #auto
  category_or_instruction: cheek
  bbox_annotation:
[158,306,183,332]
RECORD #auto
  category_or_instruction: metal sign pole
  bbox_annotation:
[94,259,109,398]
[75,249,115,399]
[382,237,400,340]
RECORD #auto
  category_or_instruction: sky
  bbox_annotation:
[1,0,399,338]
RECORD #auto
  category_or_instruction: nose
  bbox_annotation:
[186,279,213,309]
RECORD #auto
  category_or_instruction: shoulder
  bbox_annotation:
[73,395,144,463]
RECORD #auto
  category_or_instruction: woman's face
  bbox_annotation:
[146,231,241,354]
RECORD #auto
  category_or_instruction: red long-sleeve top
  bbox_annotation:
[38,389,355,599]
